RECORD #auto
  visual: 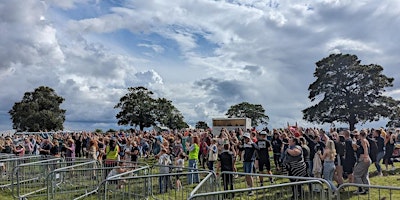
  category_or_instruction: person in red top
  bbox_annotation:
[251,132,258,143]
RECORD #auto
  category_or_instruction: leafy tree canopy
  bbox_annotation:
[387,107,400,128]
[114,86,188,130]
[303,54,399,130]
[195,121,209,130]
[225,102,269,127]
[9,86,66,132]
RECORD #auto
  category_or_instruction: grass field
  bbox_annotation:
[2,156,400,200]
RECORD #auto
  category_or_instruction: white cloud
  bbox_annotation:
[137,43,165,53]
[326,38,381,54]
[45,0,91,9]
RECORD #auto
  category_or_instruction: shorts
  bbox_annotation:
[343,158,356,174]
[243,161,254,173]
[258,159,271,172]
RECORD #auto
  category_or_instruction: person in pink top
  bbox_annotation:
[14,144,25,157]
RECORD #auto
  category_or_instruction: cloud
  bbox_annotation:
[135,69,163,84]
[45,0,91,9]
[0,0,64,71]
[137,43,165,53]
[326,39,381,54]
[1,0,400,131]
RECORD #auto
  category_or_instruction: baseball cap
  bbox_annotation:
[260,131,267,135]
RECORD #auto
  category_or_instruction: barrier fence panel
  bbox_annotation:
[189,172,334,200]
[0,153,17,159]
[337,183,400,200]
[190,172,219,196]
[0,155,43,190]
[188,180,325,200]
[11,158,77,199]
[98,171,213,200]
[11,159,97,199]
[47,165,150,200]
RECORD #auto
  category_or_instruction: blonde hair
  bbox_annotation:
[326,140,336,160]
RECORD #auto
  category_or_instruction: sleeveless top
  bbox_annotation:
[356,139,370,158]
[188,144,199,160]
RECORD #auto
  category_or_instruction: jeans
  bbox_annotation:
[207,161,215,171]
[159,176,169,193]
[187,159,199,184]
[323,161,337,191]
[375,151,385,173]
[306,160,312,177]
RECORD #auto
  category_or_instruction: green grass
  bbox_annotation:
[2,157,400,200]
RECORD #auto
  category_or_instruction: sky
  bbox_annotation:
[1,0,400,132]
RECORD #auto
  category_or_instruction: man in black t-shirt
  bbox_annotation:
[257,131,273,185]
[373,129,385,176]
[39,139,52,155]
[217,143,235,198]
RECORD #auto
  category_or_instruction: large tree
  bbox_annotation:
[225,102,269,126]
[155,98,188,129]
[114,87,157,130]
[114,86,188,130]
[303,54,399,131]
[9,86,66,131]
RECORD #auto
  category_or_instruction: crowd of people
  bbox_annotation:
[1,126,400,197]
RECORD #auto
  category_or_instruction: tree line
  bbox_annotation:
[8,53,400,132]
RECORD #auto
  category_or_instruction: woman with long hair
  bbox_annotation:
[187,136,200,184]
[319,139,337,193]
[88,140,99,160]
[105,139,120,167]
[383,131,396,171]
[64,139,76,161]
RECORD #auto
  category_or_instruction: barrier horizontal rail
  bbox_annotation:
[188,180,325,200]
[47,165,150,200]
[0,154,17,159]
[190,171,333,200]
[98,171,214,200]
[337,183,400,200]
[0,155,47,190]
[12,159,97,199]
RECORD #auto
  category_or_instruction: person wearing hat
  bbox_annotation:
[256,131,273,186]
[242,132,259,196]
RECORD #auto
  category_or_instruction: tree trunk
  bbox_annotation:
[348,114,356,131]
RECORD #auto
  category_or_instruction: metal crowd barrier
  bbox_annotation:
[0,155,43,190]
[190,172,218,196]
[11,158,96,199]
[47,164,150,200]
[98,171,214,200]
[337,183,400,200]
[189,171,334,200]
[0,153,18,159]
[11,158,95,198]
[188,180,325,200]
